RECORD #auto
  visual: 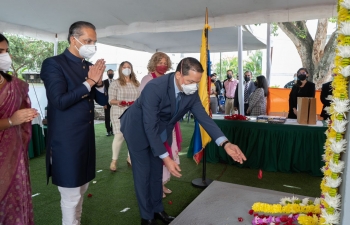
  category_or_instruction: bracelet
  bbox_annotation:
[87,78,97,84]
[221,140,230,149]
[8,117,13,127]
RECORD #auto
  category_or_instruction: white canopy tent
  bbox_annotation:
[0,0,336,52]
[4,1,350,224]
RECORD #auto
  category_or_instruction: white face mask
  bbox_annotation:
[74,37,96,59]
[0,53,12,72]
[181,83,198,95]
[122,68,131,76]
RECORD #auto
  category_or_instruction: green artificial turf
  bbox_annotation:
[29,119,322,225]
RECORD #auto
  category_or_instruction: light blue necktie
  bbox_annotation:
[174,93,182,116]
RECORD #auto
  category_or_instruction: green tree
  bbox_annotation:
[214,50,262,80]
[244,50,262,77]
[5,33,69,77]
[214,56,238,80]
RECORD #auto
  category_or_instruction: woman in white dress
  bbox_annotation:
[109,61,140,171]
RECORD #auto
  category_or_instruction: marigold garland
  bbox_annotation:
[320,0,350,224]
[249,1,349,224]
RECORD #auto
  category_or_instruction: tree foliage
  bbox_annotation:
[214,50,262,80]
[5,33,69,77]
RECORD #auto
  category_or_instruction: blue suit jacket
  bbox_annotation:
[120,73,224,157]
[40,49,107,187]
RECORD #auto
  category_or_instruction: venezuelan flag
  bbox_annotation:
[193,22,212,164]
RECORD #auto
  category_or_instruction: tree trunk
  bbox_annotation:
[313,31,337,89]
[277,21,315,78]
[278,20,336,88]
[312,19,328,67]
[11,63,18,78]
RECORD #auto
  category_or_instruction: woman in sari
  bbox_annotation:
[139,52,182,198]
[0,34,38,224]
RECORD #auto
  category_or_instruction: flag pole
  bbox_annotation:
[192,7,213,189]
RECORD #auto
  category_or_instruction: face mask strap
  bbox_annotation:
[74,36,84,46]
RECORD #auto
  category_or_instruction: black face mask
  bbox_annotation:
[254,81,258,87]
[244,76,250,82]
[227,75,232,79]
[297,74,307,81]
[211,79,216,82]
[108,74,114,79]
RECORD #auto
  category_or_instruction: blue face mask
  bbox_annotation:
[294,77,297,81]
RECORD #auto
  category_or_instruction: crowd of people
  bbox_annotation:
[0,20,334,225]
[211,67,332,120]
[210,70,268,116]
[0,21,246,225]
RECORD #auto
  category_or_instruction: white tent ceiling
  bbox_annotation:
[0,0,337,53]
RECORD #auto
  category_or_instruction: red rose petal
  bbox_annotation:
[238,217,243,222]
[168,200,173,205]
[87,193,92,198]
[248,209,254,215]
[258,169,263,179]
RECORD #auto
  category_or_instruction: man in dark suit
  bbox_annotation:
[40,21,107,225]
[120,57,246,225]
[234,71,256,115]
[103,69,114,136]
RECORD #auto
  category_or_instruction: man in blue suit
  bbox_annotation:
[234,71,256,115]
[40,21,107,225]
[120,57,246,225]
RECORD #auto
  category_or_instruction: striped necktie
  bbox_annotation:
[244,82,249,102]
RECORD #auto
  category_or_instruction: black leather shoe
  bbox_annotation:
[141,218,158,225]
[106,132,111,136]
[154,211,175,224]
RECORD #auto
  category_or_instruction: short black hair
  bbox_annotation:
[176,57,204,76]
[67,21,96,43]
[227,70,233,73]
[244,71,252,76]
[256,75,268,97]
[0,34,12,82]
[107,69,114,73]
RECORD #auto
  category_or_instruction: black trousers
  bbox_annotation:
[104,107,112,133]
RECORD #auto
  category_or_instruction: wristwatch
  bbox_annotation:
[221,140,230,148]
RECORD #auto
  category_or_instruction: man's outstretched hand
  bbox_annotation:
[224,143,246,164]
[163,156,182,178]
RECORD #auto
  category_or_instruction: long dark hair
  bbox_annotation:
[0,34,12,82]
[256,75,268,97]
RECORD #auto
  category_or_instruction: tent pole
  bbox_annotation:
[220,52,222,80]
[238,26,244,116]
[266,24,272,84]
[54,34,58,56]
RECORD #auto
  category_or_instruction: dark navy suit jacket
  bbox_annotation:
[40,49,107,187]
[120,72,224,157]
